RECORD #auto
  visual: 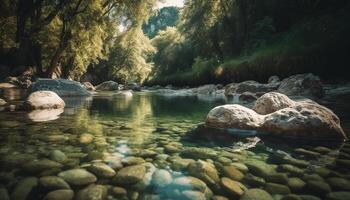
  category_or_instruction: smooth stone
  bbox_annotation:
[326,177,350,191]
[0,98,7,106]
[303,174,324,182]
[240,188,273,200]
[312,167,331,178]
[172,176,208,192]
[58,169,97,186]
[245,159,276,178]
[181,147,217,159]
[133,162,156,190]
[279,164,304,176]
[164,144,182,153]
[85,151,104,161]
[182,190,206,200]
[43,189,74,200]
[110,187,127,198]
[230,162,249,173]
[24,91,65,110]
[121,156,145,166]
[87,162,116,178]
[220,177,244,198]
[31,78,91,96]
[253,92,295,115]
[113,165,146,185]
[217,157,232,165]
[187,160,220,185]
[79,134,94,144]
[294,148,321,158]
[287,177,306,192]
[10,177,38,200]
[211,195,230,200]
[23,159,63,174]
[151,169,172,188]
[50,150,67,162]
[305,180,331,196]
[222,165,244,181]
[313,146,332,154]
[39,176,70,190]
[170,157,195,171]
[325,192,350,200]
[0,187,10,200]
[265,173,288,184]
[76,184,107,200]
[299,195,321,200]
[264,183,291,195]
[281,194,302,200]
[243,173,266,187]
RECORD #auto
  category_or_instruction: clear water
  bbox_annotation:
[0,90,349,200]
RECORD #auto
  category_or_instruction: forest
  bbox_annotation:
[1,0,349,86]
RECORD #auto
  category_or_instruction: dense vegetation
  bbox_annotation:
[1,0,350,85]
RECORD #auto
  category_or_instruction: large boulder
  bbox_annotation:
[278,73,324,99]
[206,104,264,129]
[205,92,347,141]
[253,92,295,115]
[95,81,119,91]
[24,91,65,110]
[31,78,91,96]
[225,81,278,97]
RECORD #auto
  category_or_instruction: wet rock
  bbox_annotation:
[220,177,245,198]
[23,159,63,174]
[50,150,67,162]
[240,188,273,200]
[0,98,6,106]
[31,78,91,96]
[182,190,207,200]
[278,73,324,99]
[58,169,97,186]
[294,148,320,158]
[224,81,278,97]
[312,167,331,178]
[305,180,331,196]
[170,157,195,171]
[138,149,158,158]
[287,177,305,192]
[79,133,94,144]
[222,165,244,181]
[2,153,36,168]
[303,174,324,182]
[279,164,304,176]
[326,177,350,191]
[299,195,321,200]
[82,82,95,91]
[121,156,145,166]
[181,147,217,159]
[245,159,276,178]
[325,192,350,200]
[264,183,291,195]
[133,162,156,190]
[43,189,74,200]
[313,146,332,154]
[87,162,116,178]
[172,176,208,192]
[230,162,249,173]
[39,176,70,190]
[212,195,229,200]
[95,81,119,91]
[151,169,172,188]
[253,92,295,115]
[24,91,65,110]
[282,194,302,200]
[110,186,127,198]
[187,160,220,185]
[239,92,258,103]
[268,76,280,84]
[0,187,10,200]
[76,184,107,200]
[113,164,146,185]
[85,151,104,161]
[265,173,288,184]
[243,173,266,187]
[164,144,182,153]
[10,177,38,200]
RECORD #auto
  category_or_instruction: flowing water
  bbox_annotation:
[0,90,350,200]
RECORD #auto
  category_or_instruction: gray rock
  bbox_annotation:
[110,187,127,198]
[24,91,65,110]
[240,188,273,200]
[268,76,280,84]
[113,165,146,185]
[87,162,116,178]
[224,80,278,97]
[11,177,38,200]
[39,176,70,190]
[95,81,119,91]
[151,169,172,188]
[121,156,145,166]
[76,184,107,200]
[43,189,74,200]
[31,78,91,96]
[253,92,295,115]
[58,169,97,186]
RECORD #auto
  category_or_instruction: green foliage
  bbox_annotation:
[143,6,179,38]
